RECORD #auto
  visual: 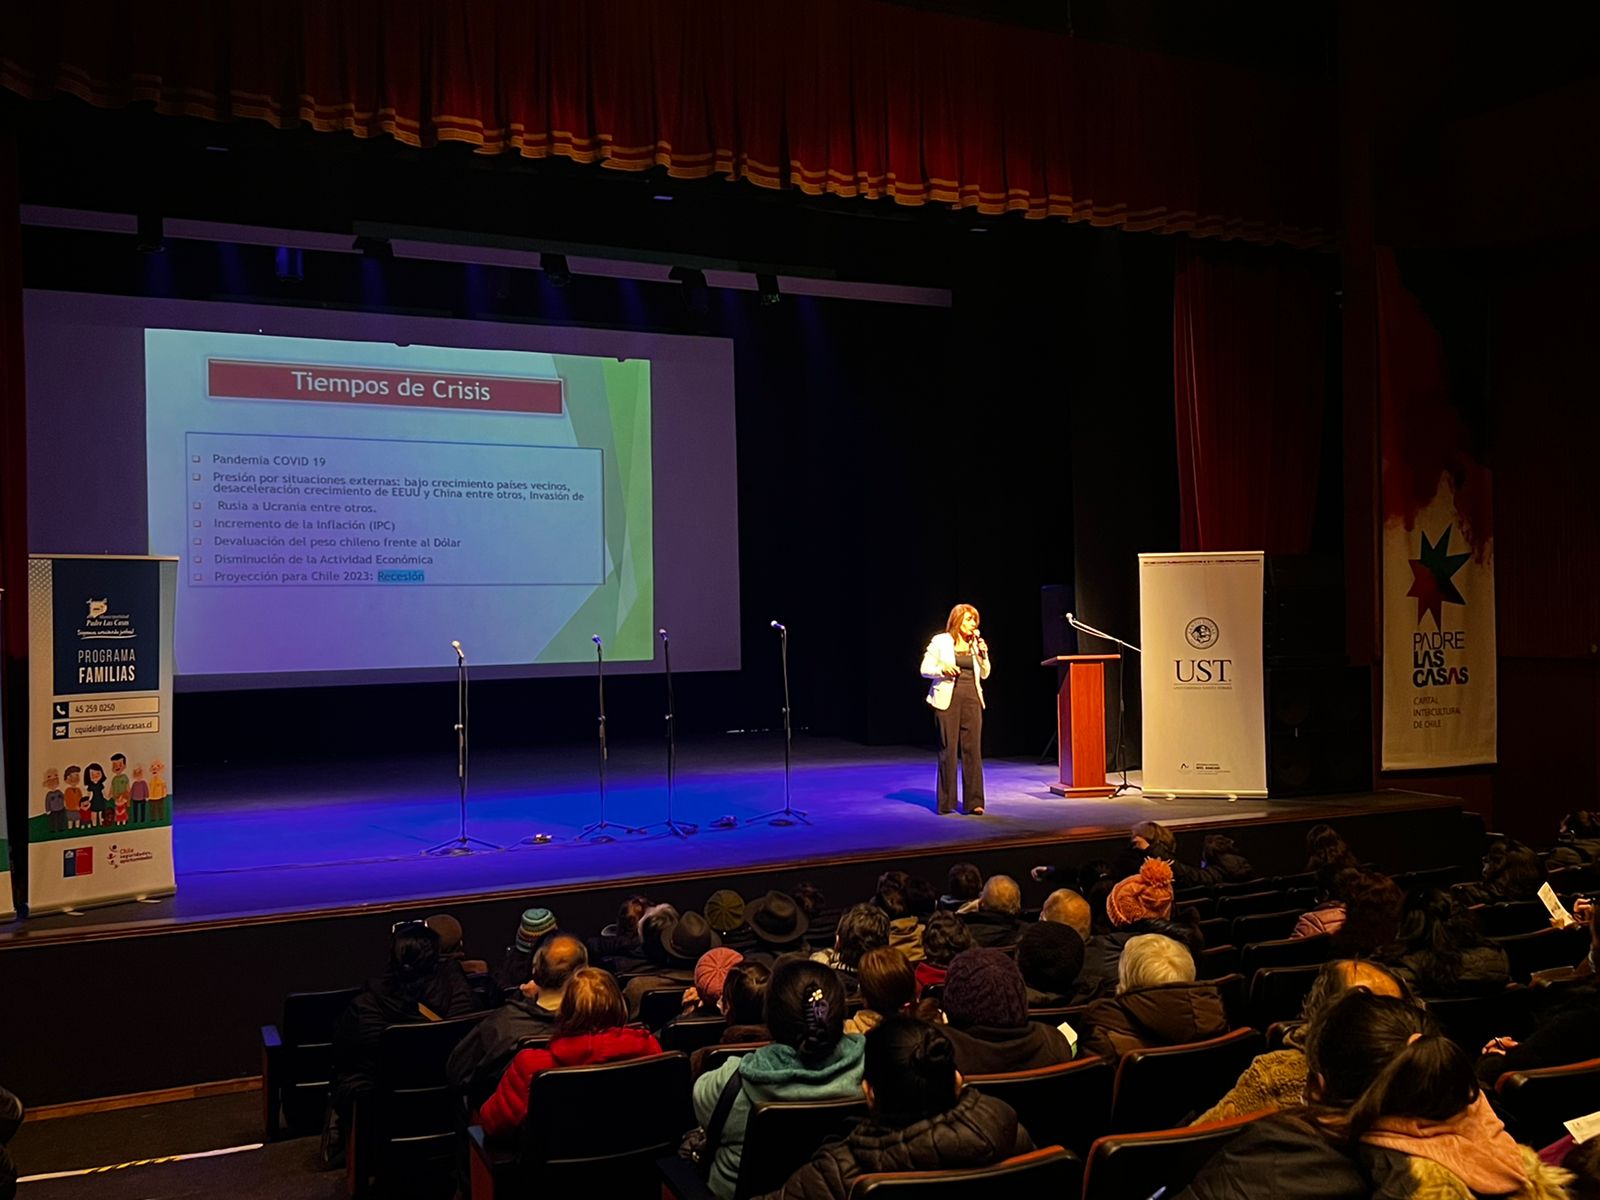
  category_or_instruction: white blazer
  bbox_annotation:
[920,632,991,710]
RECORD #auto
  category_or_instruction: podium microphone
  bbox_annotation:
[658,628,669,641]
[592,634,603,646]
[451,639,465,661]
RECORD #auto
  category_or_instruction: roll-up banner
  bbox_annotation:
[0,590,13,921]
[26,556,178,915]
[1140,552,1268,798]
[1377,250,1496,771]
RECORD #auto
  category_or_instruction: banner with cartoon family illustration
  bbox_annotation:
[26,556,178,915]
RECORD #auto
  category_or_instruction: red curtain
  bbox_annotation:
[1174,241,1331,553]
[0,0,1335,247]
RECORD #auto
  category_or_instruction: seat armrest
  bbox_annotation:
[656,1152,718,1200]
[259,1026,283,1139]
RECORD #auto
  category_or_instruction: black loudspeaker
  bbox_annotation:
[1267,665,1374,797]
[1040,584,1077,660]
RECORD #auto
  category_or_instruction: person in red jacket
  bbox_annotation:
[476,967,661,1140]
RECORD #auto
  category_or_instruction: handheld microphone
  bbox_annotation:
[450,639,465,661]
[770,620,786,633]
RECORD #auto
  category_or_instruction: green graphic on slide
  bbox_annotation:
[538,358,654,663]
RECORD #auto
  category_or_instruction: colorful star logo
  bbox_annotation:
[1406,525,1470,628]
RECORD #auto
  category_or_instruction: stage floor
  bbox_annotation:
[2,735,1459,941]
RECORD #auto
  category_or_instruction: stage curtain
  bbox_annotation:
[0,0,1334,247]
[1173,241,1331,553]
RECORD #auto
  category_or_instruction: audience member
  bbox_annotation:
[425,912,490,976]
[874,882,925,962]
[1552,811,1600,867]
[792,882,834,947]
[327,922,480,1156]
[693,960,867,1200]
[719,961,774,1044]
[680,946,746,1017]
[1015,920,1086,1006]
[938,948,1074,1074]
[961,874,1023,948]
[1454,838,1547,906]
[1304,823,1358,882]
[1563,1136,1600,1200]
[587,894,651,973]
[1176,990,1569,1198]
[811,903,890,991]
[625,909,719,1015]
[846,945,917,1035]
[706,889,757,954]
[757,1017,1033,1200]
[1478,899,1600,1083]
[1196,834,1257,886]
[1293,865,1357,940]
[915,911,973,997]
[1329,869,1404,957]
[1040,887,1092,941]
[1080,933,1228,1064]
[0,1085,20,1200]
[1076,859,1201,1000]
[744,890,811,958]
[940,862,982,911]
[1379,888,1511,997]
[904,877,940,921]
[446,932,587,1105]
[477,968,661,1139]
[1194,958,1406,1124]
[493,906,558,988]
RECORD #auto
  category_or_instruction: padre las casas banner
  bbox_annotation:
[1139,552,1268,798]
[1378,250,1496,770]
[26,556,178,915]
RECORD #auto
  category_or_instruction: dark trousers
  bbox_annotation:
[934,676,984,813]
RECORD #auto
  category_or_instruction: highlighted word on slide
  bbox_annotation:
[186,433,604,588]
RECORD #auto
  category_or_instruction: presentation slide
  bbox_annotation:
[26,292,740,687]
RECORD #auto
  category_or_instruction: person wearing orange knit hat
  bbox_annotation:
[1106,858,1175,926]
[1072,859,1197,1005]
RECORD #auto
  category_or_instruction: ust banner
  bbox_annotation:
[26,556,178,915]
[1378,250,1496,770]
[1140,552,1268,797]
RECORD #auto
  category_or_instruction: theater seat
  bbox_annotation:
[260,985,361,1139]
[1109,1028,1265,1133]
[657,1094,867,1200]
[1248,964,1323,1030]
[1495,1056,1600,1149]
[965,1056,1112,1157]
[850,1145,1082,1198]
[1081,1112,1271,1200]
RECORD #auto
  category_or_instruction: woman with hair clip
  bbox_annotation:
[1177,989,1572,1199]
[692,960,867,1200]
[920,603,990,815]
[756,1017,1033,1200]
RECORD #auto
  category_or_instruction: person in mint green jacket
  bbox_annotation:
[692,959,866,1200]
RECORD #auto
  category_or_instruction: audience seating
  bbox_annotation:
[347,1012,488,1198]
[966,1056,1112,1157]
[1391,865,1471,891]
[1026,1003,1090,1026]
[1494,926,1589,983]
[851,1146,1082,1198]
[695,1041,770,1078]
[658,1094,868,1200]
[1239,933,1330,978]
[1229,909,1305,946]
[1248,964,1323,1030]
[1204,973,1249,1029]
[1547,863,1600,892]
[1215,891,1295,921]
[1196,917,1231,949]
[1494,1056,1600,1149]
[1081,1112,1271,1200]
[1197,944,1240,980]
[260,984,361,1139]
[1268,872,1317,891]
[1108,1027,1265,1133]
[1175,896,1216,920]
[1213,878,1271,897]
[1424,988,1538,1057]
[1264,1021,1294,1052]
[1468,901,1554,939]
[660,1014,728,1055]
[638,986,690,1031]
[471,1051,692,1199]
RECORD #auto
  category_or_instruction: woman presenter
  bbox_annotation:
[920,604,990,815]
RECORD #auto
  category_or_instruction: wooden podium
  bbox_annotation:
[1040,654,1119,797]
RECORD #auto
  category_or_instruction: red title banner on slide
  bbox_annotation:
[207,359,564,415]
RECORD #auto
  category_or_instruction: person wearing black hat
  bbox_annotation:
[622,910,720,1018]
[741,890,811,963]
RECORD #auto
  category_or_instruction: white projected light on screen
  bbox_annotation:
[146,330,653,674]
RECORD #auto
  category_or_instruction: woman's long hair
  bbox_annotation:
[554,968,628,1039]
[1304,989,1478,1144]
[766,959,846,1066]
[944,604,980,639]
[1380,888,1490,993]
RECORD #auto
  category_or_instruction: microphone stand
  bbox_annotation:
[427,645,501,855]
[748,621,809,825]
[1067,613,1144,797]
[577,635,641,842]
[638,629,696,837]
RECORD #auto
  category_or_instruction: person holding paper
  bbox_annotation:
[920,604,990,816]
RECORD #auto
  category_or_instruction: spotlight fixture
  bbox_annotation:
[541,252,573,288]
[352,235,393,259]
[756,273,781,306]
[669,265,707,290]
[136,212,165,254]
